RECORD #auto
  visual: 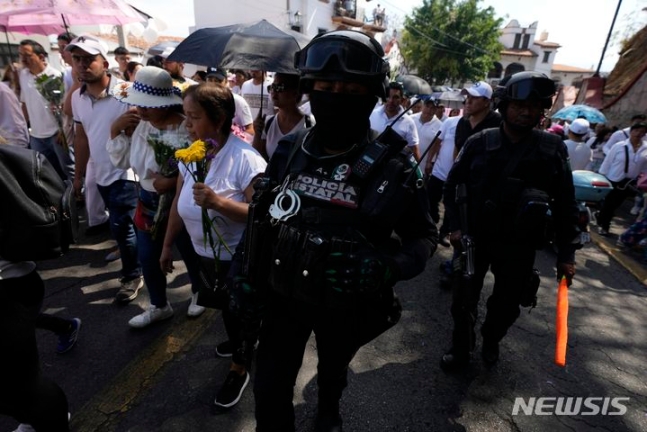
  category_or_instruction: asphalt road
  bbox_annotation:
[1,221,646,432]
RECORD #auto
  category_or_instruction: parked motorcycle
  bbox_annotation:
[571,170,614,244]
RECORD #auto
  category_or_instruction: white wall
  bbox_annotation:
[193,0,334,39]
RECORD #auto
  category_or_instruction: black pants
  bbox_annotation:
[0,270,69,431]
[597,179,635,230]
[198,258,254,368]
[428,175,451,235]
[450,241,535,357]
[254,293,366,432]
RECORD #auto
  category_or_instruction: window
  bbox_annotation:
[513,34,521,49]
[522,34,530,49]
[543,51,551,63]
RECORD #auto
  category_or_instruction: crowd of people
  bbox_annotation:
[0,28,645,432]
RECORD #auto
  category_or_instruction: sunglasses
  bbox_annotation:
[267,83,289,93]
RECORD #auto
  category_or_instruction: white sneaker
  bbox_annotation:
[13,425,36,432]
[187,292,206,317]
[128,303,174,328]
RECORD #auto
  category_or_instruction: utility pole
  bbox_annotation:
[595,0,622,76]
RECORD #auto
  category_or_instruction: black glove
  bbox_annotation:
[324,250,399,295]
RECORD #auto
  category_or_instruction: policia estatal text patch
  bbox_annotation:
[292,173,360,208]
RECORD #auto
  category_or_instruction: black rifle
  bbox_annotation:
[451,183,476,356]
[453,183,475,278]
[242,176,273,284]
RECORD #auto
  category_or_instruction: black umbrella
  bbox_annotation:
[394,74,432,96]
[167,19,301,73]
[147,40,180,57]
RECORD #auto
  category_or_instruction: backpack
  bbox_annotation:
[0,145,77,261]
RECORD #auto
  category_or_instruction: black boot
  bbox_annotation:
[316,400,343,432]
[481,339,500,368]
[439,349,470,372]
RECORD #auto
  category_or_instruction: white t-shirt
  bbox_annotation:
[431,116,461,181]
[603,127,629,155]
[233,93,253,128]
[240,78,274,119]
[599,140,647,182]
[0,82,29,147]
[564,139,592,171]
[261,114,313,160]
[18,65,60,138]
[72,76,136,186]
[107,120,190,192]
[411,112,442,168]
[177,135,267,260]
[369,106,419,148]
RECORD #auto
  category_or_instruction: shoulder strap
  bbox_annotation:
[304,115,312,128]
[264,115,276,135]
[623,129,629,139]
[624,144,629,174]
[484,128,502,151]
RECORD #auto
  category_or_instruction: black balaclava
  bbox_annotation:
[308,90,377,151]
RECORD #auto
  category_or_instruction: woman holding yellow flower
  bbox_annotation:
[161,83,267,409]
[107,66,205,328]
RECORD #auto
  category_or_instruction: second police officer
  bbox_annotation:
[231,30,438,431]
[440,71,581,371]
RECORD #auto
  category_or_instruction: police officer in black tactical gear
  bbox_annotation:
[230,30,437,431]
[440,71,581,371]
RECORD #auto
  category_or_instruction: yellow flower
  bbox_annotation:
[175,140,206,163]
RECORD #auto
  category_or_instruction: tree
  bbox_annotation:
[401,0,503,85]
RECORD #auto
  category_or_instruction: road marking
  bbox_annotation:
[69,309,217,431]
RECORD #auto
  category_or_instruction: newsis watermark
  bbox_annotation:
[512,397,630,416]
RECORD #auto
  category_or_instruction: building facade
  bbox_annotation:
[191,0,387,43]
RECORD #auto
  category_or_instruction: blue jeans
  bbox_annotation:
[29,134,73,181]
[136,189,202,307]
[97,180,141,282]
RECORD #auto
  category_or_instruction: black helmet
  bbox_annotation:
[294,30,389,98]
[494,71,556,109]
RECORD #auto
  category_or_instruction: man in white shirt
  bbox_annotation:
[205,66,254,136]
[603,114,646,155]
[411,98,442,170]
[241,70,274,119]
[369,81,420,160]
[597,122,647,235]
[0,82,29,147]
[67,35,143,302]
[564,118,592,170]
[18,39,72,180]
[425,115,461,246]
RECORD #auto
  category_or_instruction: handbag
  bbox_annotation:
[196,257,231,309]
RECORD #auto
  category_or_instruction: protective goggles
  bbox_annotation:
[267,83,288,93]
[505,78,556,100]
[295,40,386,76]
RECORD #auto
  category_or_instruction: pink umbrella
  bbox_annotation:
[0,0,144,33]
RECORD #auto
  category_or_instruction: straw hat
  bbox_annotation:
[113,66,182,108]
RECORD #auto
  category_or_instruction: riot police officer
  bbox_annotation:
[233,30,437,431]
[440,71,580,371]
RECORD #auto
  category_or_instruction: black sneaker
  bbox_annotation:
[482,340,500,368]
[439,350,469,372]
[84,221,110,236]
[315,411,343,432]
[56,318,81,354]
[214,371,249,408]
[215,340,233,358]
